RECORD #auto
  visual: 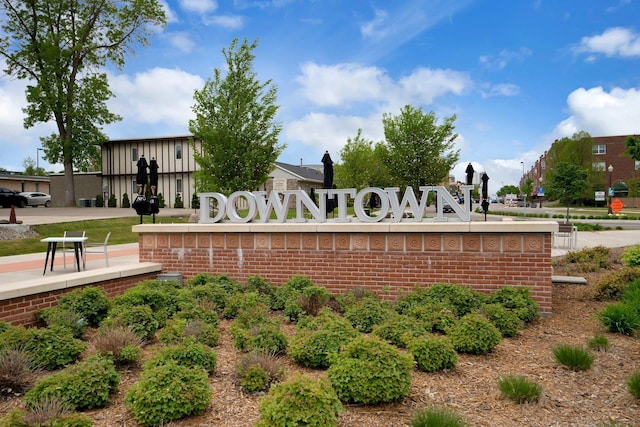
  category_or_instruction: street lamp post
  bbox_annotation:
[36,148,43,171]
[607,164,614,214]
[521,161,526,215]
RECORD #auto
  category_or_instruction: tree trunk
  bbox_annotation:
[64,160,76,207]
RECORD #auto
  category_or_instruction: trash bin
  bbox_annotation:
[157,273,183,286]
[91,198,97,207]
[78,198,90,207]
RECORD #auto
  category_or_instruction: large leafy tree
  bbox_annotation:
[379,105,459,192]
[334,129,390,190]
[545,162,588,223]
[0,0,166,206]
[545,131,598,199]
[190,38,284,194]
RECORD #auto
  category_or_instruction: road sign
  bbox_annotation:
[608,187,615,197]
[595,191,605,202]
[611,198,623,213]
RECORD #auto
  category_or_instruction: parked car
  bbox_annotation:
[442,204,455,213]
[19,191,52,207]
[0,187,28,208]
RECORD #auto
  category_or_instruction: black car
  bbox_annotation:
[442,204,455,213]
[0,187,28,208]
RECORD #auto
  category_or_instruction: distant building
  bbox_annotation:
[524,134,640,204]
[0,172,50,194]
[100,135,323,209]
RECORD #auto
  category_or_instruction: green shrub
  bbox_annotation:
[622,279,640,306]
[372,313,429,348]
[622,246,640,267]
[271,275,315,310]
[144,341,217,375]
[481,303,524,337]
[104,305,161,340]
[486,287,539,323]
[497,375,542,403]
[587,334,610,351]
[0,400,94,427]
[599,302,640,335]
[394,286,432,315]
[411,405,467,427]
[58,286,110,327]
[239,364,269,393]
[344,297,394,333]
[230,314,288,354]
[35,307,87,339]
[296,285,333,317]
[336,287,377,311]
[448,313,502,355]
[92,325,143,367]
[425,283,486,317]
[24,355,119,410]
[406,303,458,334]
[552,344,594,371]
[257,373,343,427]
[562,246,611,272]
[223,291,270,319]
[327,335,414,404]
[408,335,457,372]
[289,311,359,368]
[245,275,276,306]
[125,363,211,426]
[112,280,180,318]
[25,328,86,370]
[0,349,32,395]
[236,351,284,393]
[628,371,640,399]
[0,325,29,352]
[158,318,220,347]
[593,267,640,300]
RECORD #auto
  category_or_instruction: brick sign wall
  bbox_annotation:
[135,222,556,316]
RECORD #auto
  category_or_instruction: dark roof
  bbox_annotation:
[275,162,323,182]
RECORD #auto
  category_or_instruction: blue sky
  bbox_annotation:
[1,0,640,193]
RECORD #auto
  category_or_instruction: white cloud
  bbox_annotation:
[479,48,532,70]
[479,83,520,98]
[295,63,390,107]
[202,15,244,29]
[285,113,384,162]
[575,27,640,58]
[108,68,204,128]
[360,8,389,41]
[166,32,196,53]
[158,0,179,23]
[179,0,218,14]
[552,86,640,138]
[398,68,471,105]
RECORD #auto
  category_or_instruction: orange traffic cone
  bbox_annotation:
[9,205,16,224]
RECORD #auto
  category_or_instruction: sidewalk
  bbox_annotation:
[0,243,140,285]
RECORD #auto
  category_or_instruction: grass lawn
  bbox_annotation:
[1,215,190,257]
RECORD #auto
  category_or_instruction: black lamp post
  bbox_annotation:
[607,164,613,214]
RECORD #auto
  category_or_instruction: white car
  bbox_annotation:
[19,191,52,207]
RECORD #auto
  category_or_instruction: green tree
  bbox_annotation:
[497,185,519,197]
[334,129,390,190]
[0,0,166,206]
[545,162,588,223]
[624,135,640,162]
[189,38,284,194]
[22,157,45,176]
[379,105,459,193]
[547,131,598,199]
[521,178,533,199]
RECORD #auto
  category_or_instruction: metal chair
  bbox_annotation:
[84,232,111,267]
[62,231,85,269]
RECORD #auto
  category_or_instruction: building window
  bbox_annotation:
[592,162,605,171]
[132,147,138,161]
[176,145,182,159]
[541,160,546,170]
[635,161,640,170]
[592,144,606,155]
[176,178,183,193]
[132,180,137,194]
